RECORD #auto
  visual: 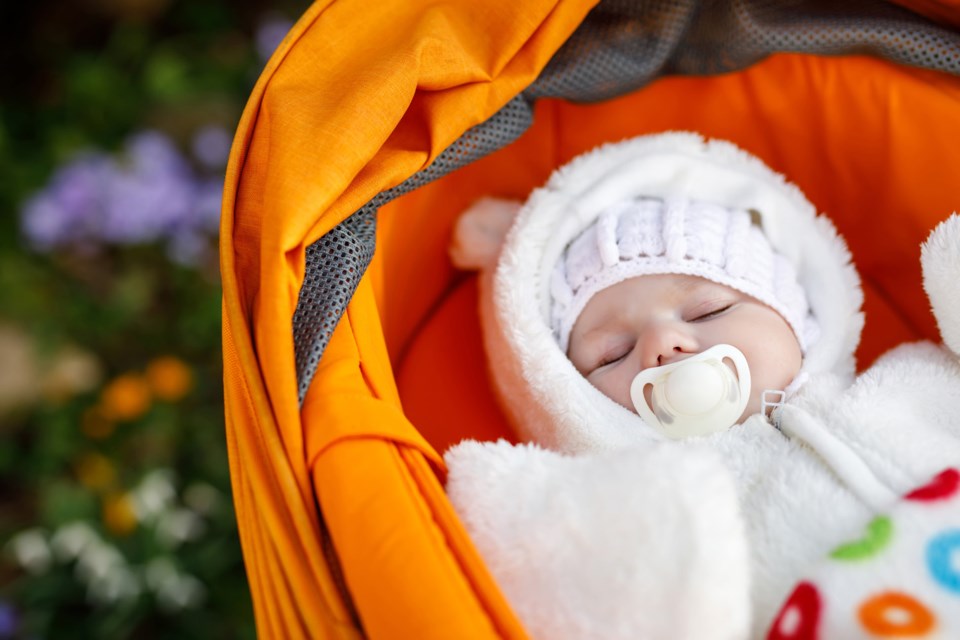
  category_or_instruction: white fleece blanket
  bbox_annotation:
[446,442,752,639]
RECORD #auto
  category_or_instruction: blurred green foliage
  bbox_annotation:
[0,1,308,637]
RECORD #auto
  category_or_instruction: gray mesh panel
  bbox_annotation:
[293,208,377,406]
[528,0,959,100]
[293,96,533,402]
[293,0,960,403]
[525,0,699,101]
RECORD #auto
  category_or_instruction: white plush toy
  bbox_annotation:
[444,132,960,639]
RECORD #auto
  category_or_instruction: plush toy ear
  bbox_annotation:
[921,213,960,356]
[449,197,522,271]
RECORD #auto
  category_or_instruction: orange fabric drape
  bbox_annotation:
[221,1,596,637]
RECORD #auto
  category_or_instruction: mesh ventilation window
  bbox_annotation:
[293,97,533,402]
[293,0,960,403]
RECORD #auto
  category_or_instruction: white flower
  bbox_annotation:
[131,469,177,521]
[155,508,205,548]
[6,528,52,574]
[87,565,141,605]
[156,573,206,611]
[75,539,125,584]
[145,558,206,611]
[144,557,178,591]
[50,521,98,561]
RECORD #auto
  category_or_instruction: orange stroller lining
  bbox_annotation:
[222,1,960,637]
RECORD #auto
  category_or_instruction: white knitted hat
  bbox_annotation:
[551,196,819,353]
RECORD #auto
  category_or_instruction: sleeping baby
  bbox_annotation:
[444,132,960,639]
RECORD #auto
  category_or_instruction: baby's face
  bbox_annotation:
[567,273,802,423]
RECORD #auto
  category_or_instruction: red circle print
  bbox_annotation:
[906,468,960,502]
[768,582,821,640]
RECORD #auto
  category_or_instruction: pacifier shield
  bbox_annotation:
[630,344,751,439]
[664,361,724,414]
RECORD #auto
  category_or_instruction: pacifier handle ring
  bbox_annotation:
[633,379,660,430]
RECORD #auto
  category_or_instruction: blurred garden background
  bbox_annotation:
[0,1,308,636]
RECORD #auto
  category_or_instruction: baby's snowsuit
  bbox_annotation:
[445,133,960,639]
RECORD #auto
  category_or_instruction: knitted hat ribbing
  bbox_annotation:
[551,197,819,353]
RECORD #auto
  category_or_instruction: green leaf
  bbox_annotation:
[39,480,97,527]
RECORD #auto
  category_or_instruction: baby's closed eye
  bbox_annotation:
[688,302,735,322]
[594,344,634,371]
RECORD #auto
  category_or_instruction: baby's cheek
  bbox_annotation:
[742,391,766,422]
[772,348,803,390]
[590,369,634,411]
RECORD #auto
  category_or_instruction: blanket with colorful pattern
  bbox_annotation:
[769,468,960,639]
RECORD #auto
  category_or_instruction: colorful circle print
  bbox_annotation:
[830,516,893,561]
[768,582,821,640]
[927,529,960,594]
[906,468,960,502]
[858,592,935,637]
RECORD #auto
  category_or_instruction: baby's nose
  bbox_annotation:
[638,322,698,370]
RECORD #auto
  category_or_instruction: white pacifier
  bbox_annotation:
[629,344,751,439]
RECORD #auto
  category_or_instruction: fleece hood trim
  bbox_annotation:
[482,132,864,453]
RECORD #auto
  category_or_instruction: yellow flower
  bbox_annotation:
[99,373,152,421]
[81,406,115,439]
[103,493,138,537]
[76,452,116,491]
[145,357,193,402]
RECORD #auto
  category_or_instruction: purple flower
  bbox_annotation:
[0,600,16,638]
[126,130,192,177]
[167,176,222,266]
[192,177,223,233]
[20,192,69,250]
[50,154,110,222]
[191,125,232,171]
[255,15,294,63]
[101,133,196,244]
[20,153,111,250]
[19,128,225,265]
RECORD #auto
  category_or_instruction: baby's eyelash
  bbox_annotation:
[691,304,733,322]
[595,346,632,370]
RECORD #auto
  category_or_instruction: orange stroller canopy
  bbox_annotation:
[221,1,960,637]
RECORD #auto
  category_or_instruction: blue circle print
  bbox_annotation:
[927,529,960,594]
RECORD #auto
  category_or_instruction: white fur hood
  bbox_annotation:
[481,132,864,453]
